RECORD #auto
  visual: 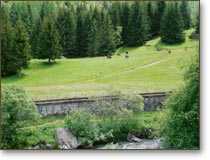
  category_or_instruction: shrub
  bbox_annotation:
[1,85,39,149]
[65,109,113,148]
[65,93,144,148]
[161,54,199,149]
[93,92,144,116]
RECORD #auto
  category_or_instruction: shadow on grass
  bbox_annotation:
[115,46,140,54]
[156,39,184,48]
[27,60,61,70]
[1,73,27,84]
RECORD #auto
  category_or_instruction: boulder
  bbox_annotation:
[127,133,142,143]
[55,128,78,149]
[45,143,52,149]
[129,129,156,139]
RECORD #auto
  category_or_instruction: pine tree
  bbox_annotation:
[87,19,98,57]
[87,7,101,57]
[195,12,199,34]
[160,2,185,44]
[120,2,130,45]
[75,5,88,57]
[9,3,19,26]
[37,15,61,63]
[26,2,34,35]
[180,1,191,29]
[1,9,14,76]
[40,1,55,20]
[56,8,77,57]
[109,2,121,30]
[12,18,31,76]
[127,2,149,46]
[147,1,166,38]
[97,12,116,56]
[30,18,42,58]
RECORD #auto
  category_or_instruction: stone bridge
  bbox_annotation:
[33,92,170,116]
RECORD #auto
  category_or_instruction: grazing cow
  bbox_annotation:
[107,54,112,59]
[168,50,171,54]
[156,47,162,51]
[125,51,129,58]
[117,53,121,56]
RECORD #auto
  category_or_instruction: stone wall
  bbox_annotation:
[34,92,169,116]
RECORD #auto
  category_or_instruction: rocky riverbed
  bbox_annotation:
[95,138,165,149]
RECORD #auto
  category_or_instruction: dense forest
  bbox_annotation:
[1,1,199,76]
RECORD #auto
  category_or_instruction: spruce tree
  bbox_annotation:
[180,1,191,29]
[195,12,199,34]
[37,15,61,63]
[12,18,31,76]
[9,3,19,26]
[26,2,34,35]
[87,7,101,56]
[76,6,88,57]
[160,2,185,44]
[87,19,98,57]
[1,9,14,76]
[30,18,42,58]
[148,1,166,38]
[127,2,149,46]
[56,8,77,57]
[97,12,116,56]
[120,2,130,45]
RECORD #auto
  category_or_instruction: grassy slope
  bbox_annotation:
[2,30,199,99]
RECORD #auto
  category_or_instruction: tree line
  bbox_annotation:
[1,1,198,77]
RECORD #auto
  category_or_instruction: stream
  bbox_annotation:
[95,138,165,149]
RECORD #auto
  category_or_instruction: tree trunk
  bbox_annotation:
[48,58,51,63]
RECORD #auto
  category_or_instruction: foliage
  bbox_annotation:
[37,15,62,62]
[65,110,112,148]
[65,93,144,148]
[56,7,77,57]
[147,1,166,38]
[160,2,185,44]
[17,122,62,149]
[12,18,31,76]
[1,9,14,76]
[180,1,191,29]
[161,53,199,149]
[1,86,39,149]
[2,29,199,99]
[114,26,123,47]
[127,1,149,46]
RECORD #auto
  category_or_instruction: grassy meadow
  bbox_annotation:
[1,29,198,100]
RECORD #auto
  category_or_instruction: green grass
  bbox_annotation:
[17,110,162,148]
[1,29,199,99]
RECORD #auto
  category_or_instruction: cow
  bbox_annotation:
[117,53,121,56]
[125,51,129,58]
[107,54,112,59]
[168,50,171,54]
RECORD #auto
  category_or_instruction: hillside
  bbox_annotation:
[1,30,199,100]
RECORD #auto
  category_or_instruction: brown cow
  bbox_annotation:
[125,51,129,58]
[117,53,121,56]
[168,50,171,54]
[107,54,112,59]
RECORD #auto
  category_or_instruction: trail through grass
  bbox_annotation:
[2,29,199,99]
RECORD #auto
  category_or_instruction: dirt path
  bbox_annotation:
[26,57,174,91]
[81,57,174,82]
[19,120,64,130]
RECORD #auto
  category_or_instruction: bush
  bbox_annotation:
[65,93,144,148]
[93,92,144,116]
[161,54,199,149]
[1,85,39,149]
[65,110,113,148]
